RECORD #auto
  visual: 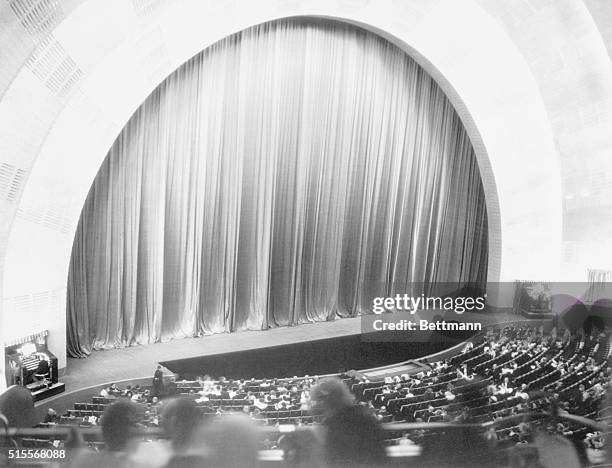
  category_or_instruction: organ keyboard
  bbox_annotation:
[21,355,41,371]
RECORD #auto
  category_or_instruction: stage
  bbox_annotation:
[60,316,365,391]
[46,309,520,398]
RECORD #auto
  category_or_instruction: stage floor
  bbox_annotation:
[61,316,365,391]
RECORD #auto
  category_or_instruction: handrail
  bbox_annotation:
[2,410,604,440]
[598,405,612,418]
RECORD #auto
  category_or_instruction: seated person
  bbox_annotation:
[515,384,530,401]
[444,383,456,401]
[69,400,144,468]
[501,362,518,375]
[253,396,268,410]
[33,357,50,381]
[457,364,474,380]
[310,377,386,466]
[497,377,513,395]
[43,408,58,424]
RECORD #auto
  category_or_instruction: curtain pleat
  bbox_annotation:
[67,20,488,357]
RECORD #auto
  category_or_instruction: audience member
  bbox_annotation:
[43,408,58,424]
[70,399,142,467]
[162,397,202,451]
[196,413,260,468]
[310,376,386,466]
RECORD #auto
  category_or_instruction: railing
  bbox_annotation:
[2,410,604,440]
[0,411,606,466]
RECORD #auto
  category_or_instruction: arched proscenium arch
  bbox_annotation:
[0,0,564,383]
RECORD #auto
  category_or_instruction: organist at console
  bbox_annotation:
[4,330,64,401]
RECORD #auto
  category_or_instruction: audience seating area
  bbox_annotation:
[33,323,611,462]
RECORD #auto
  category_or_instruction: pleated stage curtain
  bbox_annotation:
[67,19,488,357]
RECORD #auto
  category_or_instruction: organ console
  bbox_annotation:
[4,330,58,389]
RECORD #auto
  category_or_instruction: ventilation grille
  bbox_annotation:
[8,0,63,35]
[17,200,74,234]
[4,289,65,333]
[132,0,165,16]
[25,34,83,96]
[0,162,27,202]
